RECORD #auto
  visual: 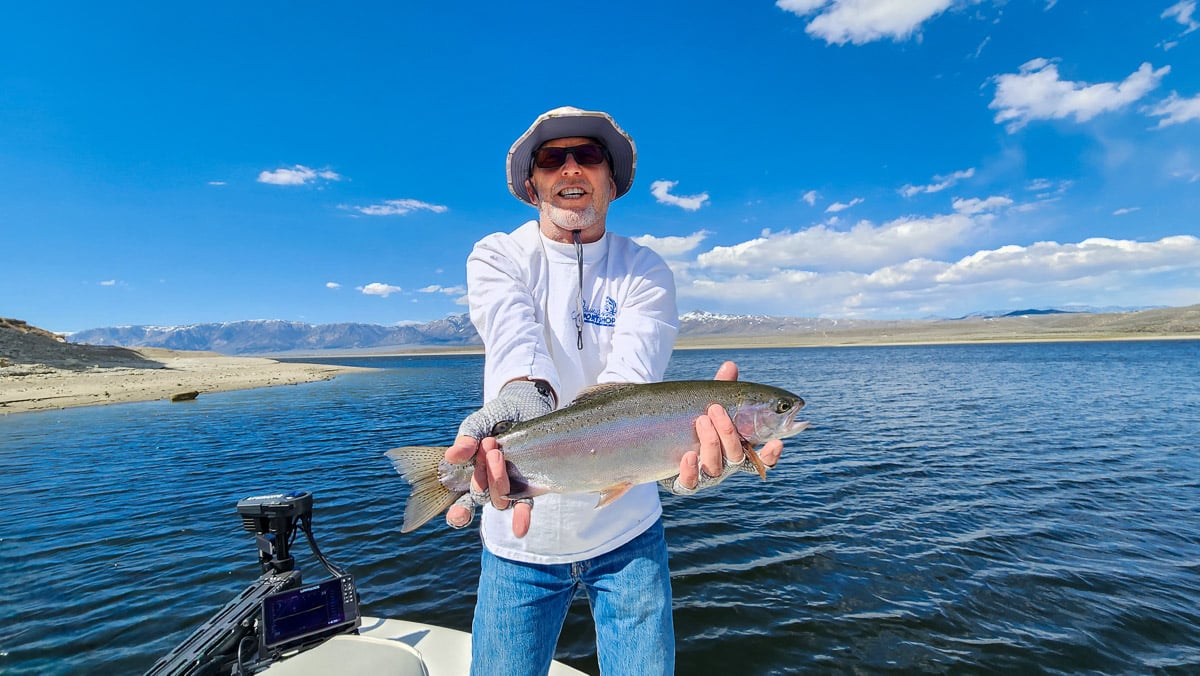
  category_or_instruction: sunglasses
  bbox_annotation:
[532,143,609,170]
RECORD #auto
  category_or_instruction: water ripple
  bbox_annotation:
[2,343,1199,674]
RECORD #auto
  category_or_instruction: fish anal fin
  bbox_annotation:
[595,482,635,508]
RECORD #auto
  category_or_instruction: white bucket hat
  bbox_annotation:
[507,106,637,205]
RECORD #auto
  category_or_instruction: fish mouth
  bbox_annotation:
[743,396,810,442]
[780,418,811,439]
[780,404,810,439]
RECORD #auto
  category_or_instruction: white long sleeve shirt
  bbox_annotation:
[466,220,679,564]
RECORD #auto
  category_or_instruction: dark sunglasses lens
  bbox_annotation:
[533,147,568,168]
[533,144,607,169]
[572,144,606,165]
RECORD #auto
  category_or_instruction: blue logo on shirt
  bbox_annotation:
[579,296,617,327]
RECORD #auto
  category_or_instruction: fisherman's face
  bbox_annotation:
[526,136,616,244]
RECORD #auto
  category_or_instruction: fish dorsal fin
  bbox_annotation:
[568,382,637,406]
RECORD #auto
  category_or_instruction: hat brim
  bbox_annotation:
[507,108,636,205]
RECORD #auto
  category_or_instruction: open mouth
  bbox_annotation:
[785,419,811,438]
[558,187,587,199]
[782,406,811,439]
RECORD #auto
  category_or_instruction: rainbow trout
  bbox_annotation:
[386,380,809,533]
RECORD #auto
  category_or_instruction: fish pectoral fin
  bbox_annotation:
[595,482,635,508]
[741,439,768,480]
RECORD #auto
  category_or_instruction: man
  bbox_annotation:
[444,106,785,675]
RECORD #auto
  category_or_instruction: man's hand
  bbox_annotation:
[444,379,554,535]
[443,436,534,536]
[666,361,785,494]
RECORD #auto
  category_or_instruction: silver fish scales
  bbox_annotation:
[386,380,810,532]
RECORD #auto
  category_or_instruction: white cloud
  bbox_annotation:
[951,195,1013,215]
[207,181,226,186]
[326,282,341,289]
[900,168,975,197]
[802,190,819,206]
[1146,92,1200,129]
[632,231,711,259]
[357,282,402,297]
[1162,1,1199,34]
[989,59,1170,132]
[1024,178,1073,201]
[972,36,989,59]
[100,280,117,286]
[776,0,957,45]
[694,210,979,274]
[1113,207,1140,216]
[673,231,1200,319]
[344,199,449,216]
[650,180,710,211]
[825,197,863,213]
[936,237,1200,285]
[776,0,826,13]
[257,165,342,186]
[418,284,467,296]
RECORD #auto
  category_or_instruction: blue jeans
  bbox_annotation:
[471,519,675,675]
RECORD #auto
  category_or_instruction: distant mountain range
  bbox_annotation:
[67,311,907,355]
[68,316,480,355]
[63,305,1200,356]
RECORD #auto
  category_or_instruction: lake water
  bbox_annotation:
[2,341,1198,674]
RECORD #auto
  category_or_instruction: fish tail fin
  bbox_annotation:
[385,446,464,533]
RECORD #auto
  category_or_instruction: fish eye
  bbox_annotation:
[490,420,514,436]
[774,399,793,414]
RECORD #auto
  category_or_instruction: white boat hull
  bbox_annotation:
[262,616,587,675]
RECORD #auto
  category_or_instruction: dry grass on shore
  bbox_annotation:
[0,320,367,414]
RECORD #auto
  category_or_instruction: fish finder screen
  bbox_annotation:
[261,576,356,649]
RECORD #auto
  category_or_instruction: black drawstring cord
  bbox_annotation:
[573,230,584,350]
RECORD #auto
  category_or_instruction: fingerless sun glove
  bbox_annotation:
[447,379,556,528]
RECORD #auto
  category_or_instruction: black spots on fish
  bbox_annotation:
[386,446,463,533]
[570,382,636,405]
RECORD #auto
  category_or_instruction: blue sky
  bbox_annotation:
[3,1,1199,333]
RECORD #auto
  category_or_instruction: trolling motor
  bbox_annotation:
[146,491,361,675]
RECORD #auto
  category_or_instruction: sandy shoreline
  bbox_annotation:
[0,347,370,415]
[3,328,1196,417]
